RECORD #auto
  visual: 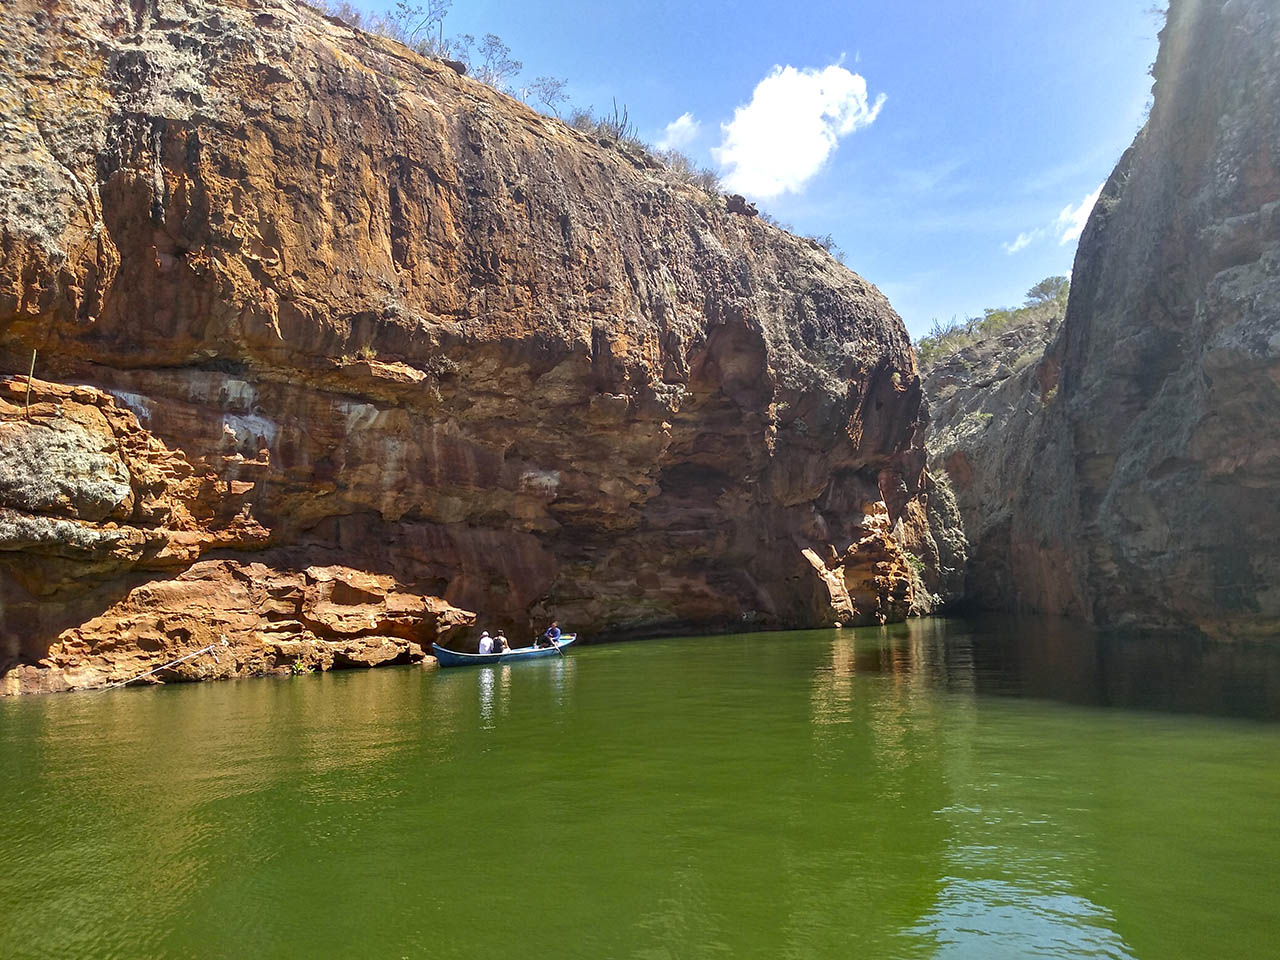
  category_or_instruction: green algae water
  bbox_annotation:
[2,617,1279,960]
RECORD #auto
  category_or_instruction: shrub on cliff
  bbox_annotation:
[568,100,645,149]
[315,0,521,90]
[529,76,569,117]
[461,33,522,89]
[915,276,1069,371]
[804,232,848,264]
[655,148,722,196]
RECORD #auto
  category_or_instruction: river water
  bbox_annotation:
[2,616,1278,959]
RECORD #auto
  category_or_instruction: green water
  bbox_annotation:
[2,617,1279,959]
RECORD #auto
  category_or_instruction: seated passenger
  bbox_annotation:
[494,631,509,653]
[477,631,494,654]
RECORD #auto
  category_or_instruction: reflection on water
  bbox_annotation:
[907,616,1280,719]
[478,665,500,725]
[915,878,1138,960]
[459,657,576,730]
[1,616,1278,960]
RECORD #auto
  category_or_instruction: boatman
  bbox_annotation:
[478,631,494,654]
[541,621,562,648]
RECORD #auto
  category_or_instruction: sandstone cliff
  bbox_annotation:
[0,0,925,692]
[919,0,1280,639]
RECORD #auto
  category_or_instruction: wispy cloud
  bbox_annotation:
[1003,183,1103,254]
[656,112,700,151]
[713,63,885,199]
[1054,183,1103,245]
[892,158,969,199]
[1002,229,1043,255]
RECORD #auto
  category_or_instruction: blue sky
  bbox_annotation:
[352,0,1161,338]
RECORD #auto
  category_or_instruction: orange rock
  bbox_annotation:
[0,0,925,693]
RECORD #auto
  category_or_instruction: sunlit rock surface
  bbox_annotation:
[0,0,924,692]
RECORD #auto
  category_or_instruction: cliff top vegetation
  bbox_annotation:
[313,0,726,199]
[915,276,1069,372]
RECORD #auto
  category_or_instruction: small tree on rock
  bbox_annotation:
[530,76,569,116]
[471,34,522,90]
[391,0,451,50]
[1025,275,1069,306]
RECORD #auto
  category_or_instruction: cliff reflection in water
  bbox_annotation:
[1,618,1277,959]
[824,618,1280,959]
[806,627,1136,959]
[898,615,1280,719]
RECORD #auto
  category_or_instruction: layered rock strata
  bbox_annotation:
[0,0,924,692]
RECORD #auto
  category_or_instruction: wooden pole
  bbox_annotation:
[24,348,35,418]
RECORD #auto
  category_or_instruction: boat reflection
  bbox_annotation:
[462,655,576,729]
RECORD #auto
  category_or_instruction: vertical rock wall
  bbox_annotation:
[0,0,925,692]
[919,0,1280,639]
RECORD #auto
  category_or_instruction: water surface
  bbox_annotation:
[2,616,1278,959]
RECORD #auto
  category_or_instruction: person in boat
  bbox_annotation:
[539,621,562,648]
[477,631,494,654]
[493,631,509,653]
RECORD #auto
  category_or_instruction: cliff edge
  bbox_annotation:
[919,0,1280,639]
[0,0,925,692]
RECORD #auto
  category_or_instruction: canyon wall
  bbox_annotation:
[921,0,1280,639]
[0,0,925,692]
[912,304,1060,610]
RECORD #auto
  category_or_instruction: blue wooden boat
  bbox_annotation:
[431,634,577,668]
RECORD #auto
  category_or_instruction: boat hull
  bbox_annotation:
[430,635,577,668]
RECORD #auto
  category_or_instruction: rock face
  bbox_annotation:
[914,305,1061,609]
[0,0,924,692]
[922,0,1280,639]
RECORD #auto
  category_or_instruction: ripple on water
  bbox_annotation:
[2,616,1279,959]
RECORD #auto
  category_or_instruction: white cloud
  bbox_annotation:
[712,63,886,199]
[656,112,700,151]
[1002,183,1103,254]
[1055,183,1104,245]
[1002,229,1043,255]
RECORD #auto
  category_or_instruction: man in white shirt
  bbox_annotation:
[478,631,494,654]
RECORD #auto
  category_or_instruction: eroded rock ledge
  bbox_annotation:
[0,0,924,692]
